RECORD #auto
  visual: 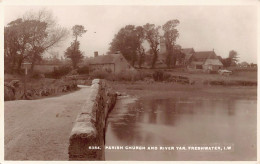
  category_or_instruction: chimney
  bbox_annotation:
[94,51,98,57]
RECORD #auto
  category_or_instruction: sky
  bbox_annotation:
[4,5,258,63]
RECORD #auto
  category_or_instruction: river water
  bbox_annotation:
[105,95,257,161]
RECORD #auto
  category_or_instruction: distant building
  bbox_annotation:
[188,50,223,72]
[159,37,167,57]
[88,52,134,73]
[239,62,250,68]
[181,48,195,65]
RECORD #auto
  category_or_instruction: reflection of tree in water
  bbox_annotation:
[109,97,221,145]
[227,99,235,116]
[109,98,200,145]
[148,99,158,124]
[109,99,181,145]
[109,100,146,145]
[152,99,177,126]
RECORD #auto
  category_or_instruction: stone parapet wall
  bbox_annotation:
[68,79,117,160]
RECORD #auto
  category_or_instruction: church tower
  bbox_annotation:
[159,36,167,61]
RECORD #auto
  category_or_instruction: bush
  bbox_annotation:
[152,71,171,81]
[30,71,45,79]
[115,70,147,81]
[90,69,111,79]
[90,69,148,81]
[78,65,89,74]
[45,65,72,79]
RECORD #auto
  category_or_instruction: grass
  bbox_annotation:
[108,81,257,100]
[5,74,78,100]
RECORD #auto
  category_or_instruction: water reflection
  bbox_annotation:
[106,96,256,161]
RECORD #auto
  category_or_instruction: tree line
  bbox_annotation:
[108,20,181,68]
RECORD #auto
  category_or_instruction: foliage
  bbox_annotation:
[77,65,90,74]
[152,70,171,81]
[30,71,45,79]
[162,19,180,68]
[115,70,146,81]
[65,25,87,69]
[90,69,111,79]
[72,25,87,40]
[221,50,239,68]
[90,69,148,81]
[143,23,161,68]
[221,58,232,68]
[109,25,145,66]
[45,65,72,78]
[65,41,84,69]
[229,50,239,64]
[4,9,69,74]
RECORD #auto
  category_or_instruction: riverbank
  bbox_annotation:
[4,77,79,101]
[109,81,257,100]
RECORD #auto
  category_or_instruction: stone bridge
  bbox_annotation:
[4,79,116,160]
[68,79,117,160]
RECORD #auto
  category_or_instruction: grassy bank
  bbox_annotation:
[109,81,257,100]
[4,75,79,101]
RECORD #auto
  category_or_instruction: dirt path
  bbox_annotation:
[4,86,91,160]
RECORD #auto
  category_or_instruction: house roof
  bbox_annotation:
[194,51,217,60]
[191,61,204,65]
[181,48,195,55]
[204,59,223,66]
[184,54,193,61]
[181,48,195,62]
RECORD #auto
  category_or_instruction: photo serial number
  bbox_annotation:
[89,145,233,152]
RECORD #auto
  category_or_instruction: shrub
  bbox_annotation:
[31,71,45,79]
[45,65,72,79]
[115,70,147,81]
[78,65,89,74]
[90,69,149,81]
[152,70,171,81]
[90,69,111,79]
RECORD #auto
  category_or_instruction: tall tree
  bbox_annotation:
[162,19,180,68]
[65,41,84,68]
[135,26,145,68]
[143,23,161,68]
[109,25,145,66]
[4,9,69,73]
[65,25,86,68]
[109,25,135,60]
[24,9,69,71]
[4,19,22,73]
[72,25,87,42]
[229,50,239,64]
[221,50,239,68]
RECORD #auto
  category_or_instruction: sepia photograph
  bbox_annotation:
[2,1,258,162]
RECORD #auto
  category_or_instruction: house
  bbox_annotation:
[88,52,134,73]
[188,50,223,72]
[181,48,195,65]
[239,62,250,68]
